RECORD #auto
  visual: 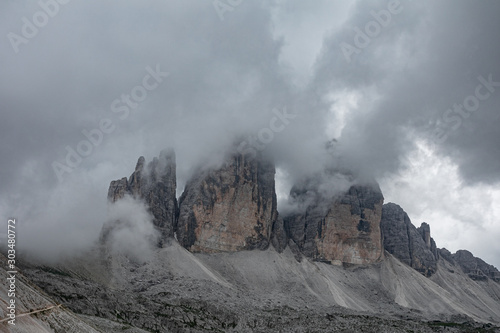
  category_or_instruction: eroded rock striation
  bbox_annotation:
[104,149,178,245]
[380,203,438,276]
[284,177,385,265]
[177,152,284,253]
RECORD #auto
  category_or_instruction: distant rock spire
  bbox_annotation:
[380,203,438,277]
[103,149,178,246]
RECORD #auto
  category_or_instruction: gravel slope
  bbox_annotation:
[12,242,500,332]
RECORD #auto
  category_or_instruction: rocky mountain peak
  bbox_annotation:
[380,204,500,281]
[176,151,284,253]
[284,173,385,265]
[380,203,438,276]
[417,222,438,258]
[103,149,178,246]
[136,155,146,170]
[440,249,500,282]
[417,222,431,248]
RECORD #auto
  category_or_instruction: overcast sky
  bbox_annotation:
[1,0,499,267]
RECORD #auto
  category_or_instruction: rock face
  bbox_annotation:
[284,180,385,265]
[271,216,288,253]
[177,152,283,253]
[440,249,500,282]
[104,149,178,245]
[380,203,438,276]
[417,222,438,258]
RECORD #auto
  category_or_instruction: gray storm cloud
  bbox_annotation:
[0,0,499,266]
[311,0,500,183]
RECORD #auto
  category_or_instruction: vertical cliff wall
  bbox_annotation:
[380,203,438,276]
[177,153,284,253]
[285,179,385,265]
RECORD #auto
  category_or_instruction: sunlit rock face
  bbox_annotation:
[104,149,178,245]
[284,177,385,265]
[177,152,283,253]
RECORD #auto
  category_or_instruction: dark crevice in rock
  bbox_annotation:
[406,222,414,268]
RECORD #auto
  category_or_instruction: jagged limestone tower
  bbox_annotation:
[284,177,385,265]
[103,149,178,246]
[380,203,438,276]
[176,151,287,253]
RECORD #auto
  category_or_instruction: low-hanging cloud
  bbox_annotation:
[104,195,160,263]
